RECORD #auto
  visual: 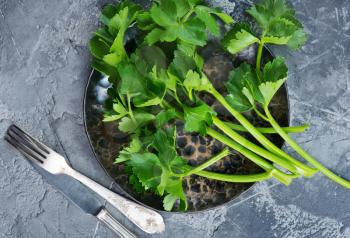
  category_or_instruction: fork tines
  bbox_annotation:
[5,125,50,164]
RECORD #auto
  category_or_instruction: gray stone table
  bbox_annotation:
[1,0,350,237]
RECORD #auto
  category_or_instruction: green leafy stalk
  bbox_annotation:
[188,168,273,182]
[175,145,289,183]
[127,93,136,123]
[173,103,298,183]
[207,86,317,177]
[177,97,300,175]
[212,116,298,174]
[221,0,350,189]
[264,107,350,188]
[179,69,311,176]
[225,122,309,134]
[206,127,294,185]
[181,147,230,176]
[171,105,297,184]
[159,147,278,183]
[181,8,195,23]
[256,41,264,74]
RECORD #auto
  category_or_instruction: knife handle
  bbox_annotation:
[66,168,165,234]
[97,208,137,238]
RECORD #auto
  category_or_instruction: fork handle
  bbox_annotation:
[65,168,165,234]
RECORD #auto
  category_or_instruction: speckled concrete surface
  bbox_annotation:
[1,0,350,237]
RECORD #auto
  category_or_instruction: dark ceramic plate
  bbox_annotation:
[83,42,290,212]
[83,1,289,213]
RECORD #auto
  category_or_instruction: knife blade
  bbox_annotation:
[38,170,137,238]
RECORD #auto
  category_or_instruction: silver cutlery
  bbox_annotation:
[97,208,138,238]
[5,124,165,235]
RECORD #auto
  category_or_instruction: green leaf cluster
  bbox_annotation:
[141,0,234,46]
[89,1,142,79]
[117,127,188,211]
[184,103,216,135]
[247,0,307,49]
[222,0,307,55]
[225,56,288,111]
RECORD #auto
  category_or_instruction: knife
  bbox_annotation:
[5,123,165,235]
[40,171,137,238]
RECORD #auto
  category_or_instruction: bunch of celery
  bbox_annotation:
[89,0,350,211]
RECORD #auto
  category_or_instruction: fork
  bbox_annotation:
[5,124,165,234]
